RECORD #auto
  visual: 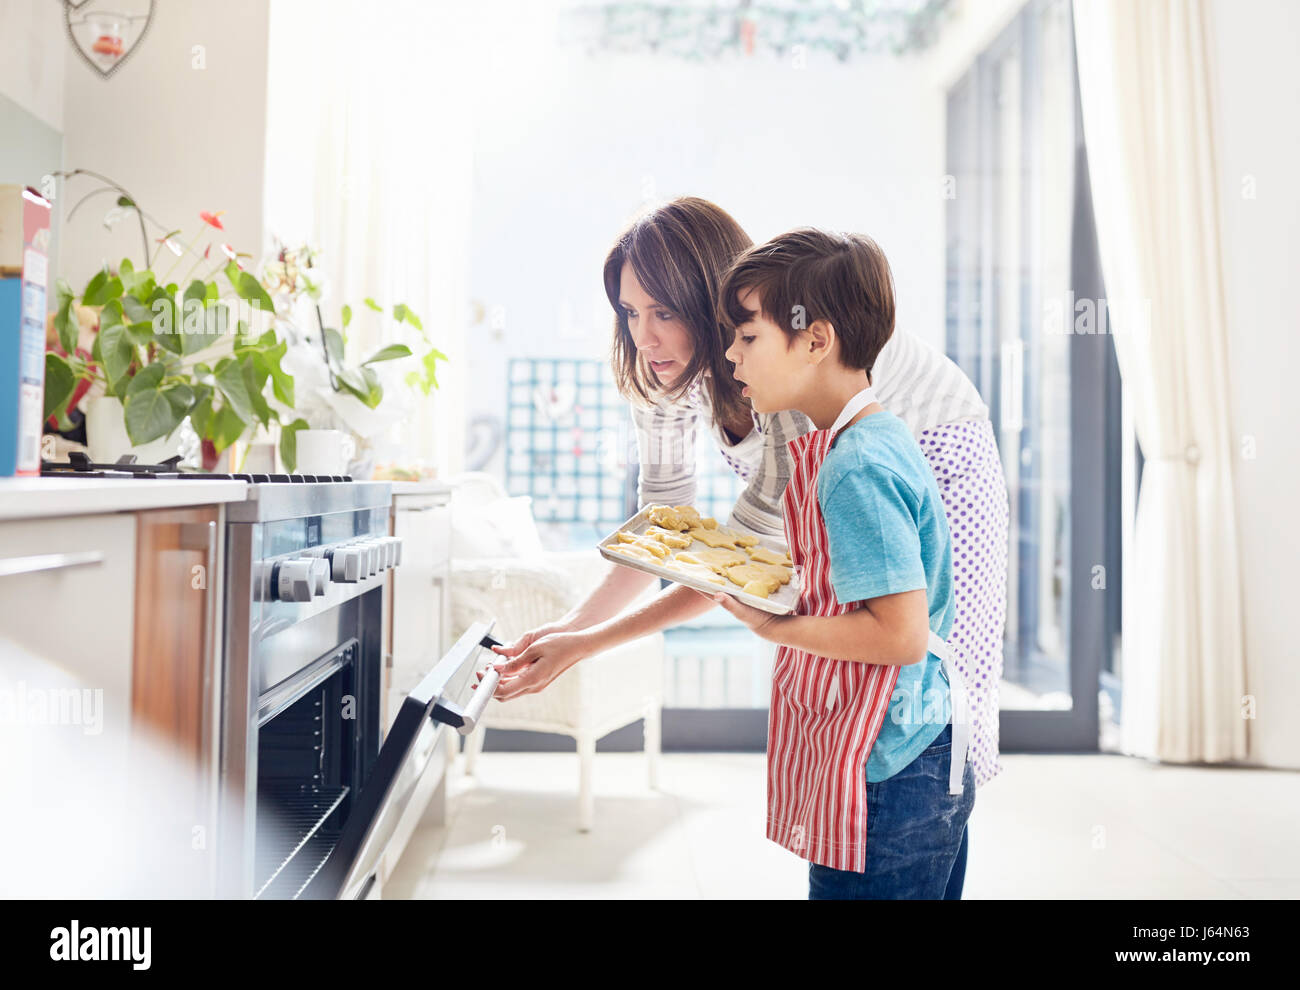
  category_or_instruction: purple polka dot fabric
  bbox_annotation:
[918,418,1009,788]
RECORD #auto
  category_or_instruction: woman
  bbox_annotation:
[491,197,1008,797]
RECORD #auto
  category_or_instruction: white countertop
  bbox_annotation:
[390,480,452,497]
[0,477,249,521]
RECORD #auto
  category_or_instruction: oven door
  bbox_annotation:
[300,618,501,900]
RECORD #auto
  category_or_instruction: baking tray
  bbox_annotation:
[597,506,800,615]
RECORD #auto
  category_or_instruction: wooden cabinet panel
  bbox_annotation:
[131,506,220,775]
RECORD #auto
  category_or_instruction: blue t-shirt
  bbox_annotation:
[817,409,955,782]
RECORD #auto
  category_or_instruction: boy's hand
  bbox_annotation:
[696,589,784,642]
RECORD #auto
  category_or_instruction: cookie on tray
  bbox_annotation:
[747,544,792,566]
[645,526,693,549]
[675,547,748,571]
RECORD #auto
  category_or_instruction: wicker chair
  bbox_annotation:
[445,477,664,832]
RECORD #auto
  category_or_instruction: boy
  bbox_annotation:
[707,228,974,899]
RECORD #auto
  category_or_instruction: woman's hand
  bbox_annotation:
[481,629,596,701]
[489,620,570,664]
[696,589,785,643]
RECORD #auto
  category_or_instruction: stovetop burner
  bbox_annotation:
[42,451,353,483]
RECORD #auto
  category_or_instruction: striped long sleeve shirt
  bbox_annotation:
[630,330,988,544]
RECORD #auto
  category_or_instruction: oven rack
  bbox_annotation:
[255,785,350,899]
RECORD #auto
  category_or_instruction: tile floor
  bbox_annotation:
[384,748,1300,899]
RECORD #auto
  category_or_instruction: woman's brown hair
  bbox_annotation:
[605,197,752,428]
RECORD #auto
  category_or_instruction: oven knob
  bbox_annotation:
[309,558,330,596]
[391,536,402,566]
[348,543,369,574]
[378,538,395,570]
[366,541,381,576]
[274,559,316,602]
[329,546,363,583]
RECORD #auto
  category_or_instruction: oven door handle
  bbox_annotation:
[428,632,501,734]
[456,664,500,735]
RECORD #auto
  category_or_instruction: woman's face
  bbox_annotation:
[619,261,695,386]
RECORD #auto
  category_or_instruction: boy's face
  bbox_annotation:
[723,286,805,415]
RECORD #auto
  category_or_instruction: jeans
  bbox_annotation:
[807,723,975,899]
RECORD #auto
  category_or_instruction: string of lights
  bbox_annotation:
[559,0,955,62]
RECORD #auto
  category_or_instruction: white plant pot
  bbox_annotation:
[85,395,188,466]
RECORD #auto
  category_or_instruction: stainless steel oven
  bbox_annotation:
[219,481,498,899]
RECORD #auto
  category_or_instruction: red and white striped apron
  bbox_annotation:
[766,387,970,873]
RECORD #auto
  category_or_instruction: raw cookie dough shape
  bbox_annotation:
[645,526,693,549]
[663,558,728,587]
[725,562,793,588]
[747,544,792,566]
[688,527,742,549]
[741,578,781,598]
[615,531,670,559]
[676,547,748,571]
[608,543,659,564]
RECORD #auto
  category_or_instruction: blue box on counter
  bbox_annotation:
[0,186,53,476]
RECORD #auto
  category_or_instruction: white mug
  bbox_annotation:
[295,430,356,476]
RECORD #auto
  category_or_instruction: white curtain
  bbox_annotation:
[263,0,474,478]
[1073,0,1246,762]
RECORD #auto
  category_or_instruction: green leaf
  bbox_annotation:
[43,352,76,421]
[121,293,152,325]
[240,354,273,427]
[83,266,124,306]
[361,343,412,365]
[279,417,309,472]
[116,195,135,209]
[335,367,370,404]
[360,366,383,407]
[54,279,79,354]
[148,286,182,354]
[125,362,164,398]
[209,403,246,453]
[422,347,445,390]
[125,321,156,346]
[189,385,213,436]
[363,297,382,312]
[224,260,275,315]
[341,304,352,329]
[323,327,345,367]
[119,258,155,301]
[123,385,183,446]
[97,300,135,392]
[392,303,423,333]
[188,302,229,354]
[204,281,218,303]
[255,339,294,407]
[214,357,254,423]
[164,383,194,414]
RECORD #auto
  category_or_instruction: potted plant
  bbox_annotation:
[260,242,447,475]
[43,174,299,470]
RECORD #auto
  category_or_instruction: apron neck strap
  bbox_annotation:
[829,386,879,436]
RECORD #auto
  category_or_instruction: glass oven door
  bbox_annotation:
[300,619,500,900]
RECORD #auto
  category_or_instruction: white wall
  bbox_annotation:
[58,0,269,289]
[467,8,946,475]
[0,0,65,131]
[1212,0,1300,768]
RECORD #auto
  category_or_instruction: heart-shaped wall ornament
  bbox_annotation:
[64,0,156,80]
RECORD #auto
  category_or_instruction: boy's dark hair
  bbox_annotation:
[718,228,895,380]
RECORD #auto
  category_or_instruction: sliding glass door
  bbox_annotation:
[946,0,1121,750]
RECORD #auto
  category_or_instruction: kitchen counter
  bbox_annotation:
[389,480,452,497]
[0,477,249,520]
